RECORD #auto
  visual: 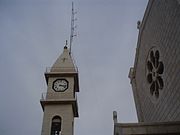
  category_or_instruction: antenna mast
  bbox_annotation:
[69,2,77,54]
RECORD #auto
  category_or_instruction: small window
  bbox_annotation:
[51,116,62,135]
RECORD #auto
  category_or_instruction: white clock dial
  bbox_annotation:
[52,79,69,92]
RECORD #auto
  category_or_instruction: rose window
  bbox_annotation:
[146,49,164,98]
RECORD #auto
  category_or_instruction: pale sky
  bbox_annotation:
[0,0,148,135]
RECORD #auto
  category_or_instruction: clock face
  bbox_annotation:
[52,79,69,92]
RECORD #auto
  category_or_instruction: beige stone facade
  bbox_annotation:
[41,105,74,135]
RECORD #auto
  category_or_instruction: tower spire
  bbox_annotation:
[69,1,77,55]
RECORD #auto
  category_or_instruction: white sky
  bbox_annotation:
[0,0,148,135]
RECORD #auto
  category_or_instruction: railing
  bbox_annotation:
[45,67,78,73]
[41,92,47,100]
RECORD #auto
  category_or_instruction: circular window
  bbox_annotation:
[146,48,164,99]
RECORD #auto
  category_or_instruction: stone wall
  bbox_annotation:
[132,0,180,122]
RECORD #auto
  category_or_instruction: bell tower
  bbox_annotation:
[40,46,79,135]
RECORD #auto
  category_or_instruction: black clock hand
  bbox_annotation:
[59,84,66,88]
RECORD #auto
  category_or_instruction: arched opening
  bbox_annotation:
[51,116,62,135]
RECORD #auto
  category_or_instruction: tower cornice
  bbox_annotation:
[40,97,79,117]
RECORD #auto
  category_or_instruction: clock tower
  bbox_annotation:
[40,46,79,135]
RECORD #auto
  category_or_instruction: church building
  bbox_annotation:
[113,0,180,134]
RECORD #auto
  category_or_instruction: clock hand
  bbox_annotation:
[59,84,66,88]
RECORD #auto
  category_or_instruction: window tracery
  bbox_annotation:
[146,48,164,98]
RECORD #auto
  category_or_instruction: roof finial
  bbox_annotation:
[64,40,68,49]
[113,111,118,123]
[66,40,68,46]
[137,20,141,29]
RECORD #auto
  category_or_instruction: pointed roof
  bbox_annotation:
[50,46,77,73]
[44,46,79,92]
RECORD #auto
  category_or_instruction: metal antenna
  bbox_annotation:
[69,1,77,55]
